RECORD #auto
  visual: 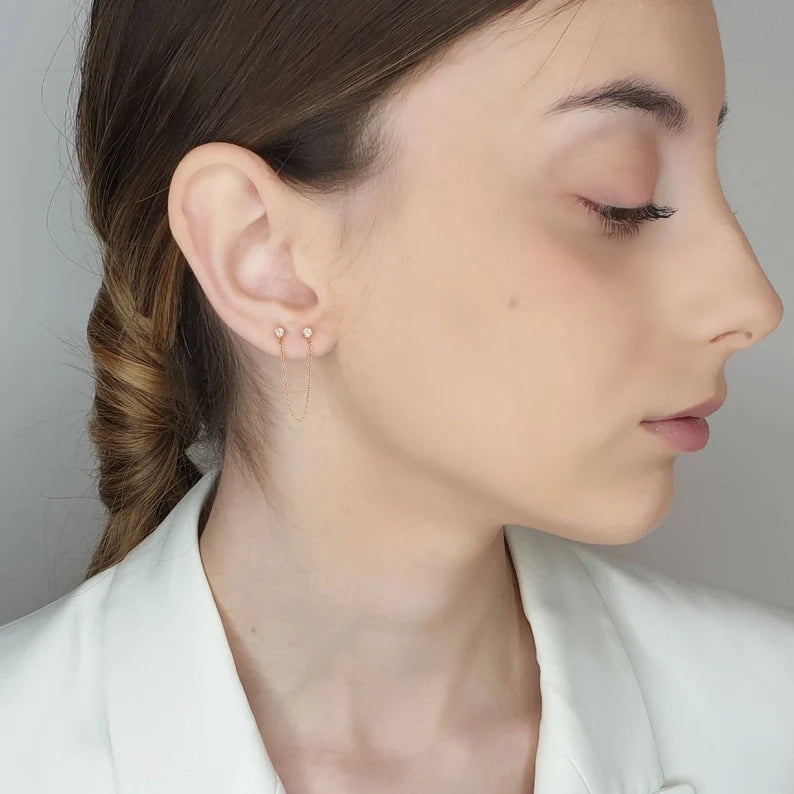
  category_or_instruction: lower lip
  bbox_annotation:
[640,417,710,452]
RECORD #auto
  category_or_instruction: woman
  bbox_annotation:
[1,0,792,791]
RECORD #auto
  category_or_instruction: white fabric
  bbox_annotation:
[1,464,793,793]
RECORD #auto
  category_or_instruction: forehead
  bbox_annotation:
[371,0,725,201]
[503,0,725,121]
[386,0,724,139]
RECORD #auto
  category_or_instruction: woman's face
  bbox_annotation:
[320,0,783,545]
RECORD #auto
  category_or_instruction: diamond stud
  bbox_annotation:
[274,327,285,338]
[302,328,313,338]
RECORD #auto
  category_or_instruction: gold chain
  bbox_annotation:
[274,327,313,421]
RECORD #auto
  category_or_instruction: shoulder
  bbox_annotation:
[569,541,794,786]
[0,565,117,683]
[569,539,794,656]
[0,567,119,790]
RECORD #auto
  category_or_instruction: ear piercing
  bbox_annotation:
[274,327,313,421]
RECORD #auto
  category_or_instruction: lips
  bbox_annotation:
[644,395,726,422]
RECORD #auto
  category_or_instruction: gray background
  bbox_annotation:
[1,0,792,625]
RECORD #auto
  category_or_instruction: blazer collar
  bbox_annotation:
[102,464,687,794]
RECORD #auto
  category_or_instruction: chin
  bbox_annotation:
[596,489,676,546]
[502,474,676,545]
[555,487,676,547]
[592,522,661,547]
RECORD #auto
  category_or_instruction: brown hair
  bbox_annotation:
[75,0,583,581]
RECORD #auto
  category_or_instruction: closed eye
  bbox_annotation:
[577,197,678,240]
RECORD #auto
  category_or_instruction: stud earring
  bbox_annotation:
[274,326,313,421]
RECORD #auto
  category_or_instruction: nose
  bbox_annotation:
[703,194,784,353]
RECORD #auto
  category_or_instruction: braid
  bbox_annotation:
[84,264,202,580]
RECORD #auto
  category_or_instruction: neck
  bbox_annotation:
[198,457,541,759]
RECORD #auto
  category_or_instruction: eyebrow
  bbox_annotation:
[544,76,729,136]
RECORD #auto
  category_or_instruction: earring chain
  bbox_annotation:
[274,326,312,421]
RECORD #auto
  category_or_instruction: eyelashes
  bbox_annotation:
[576,196,678,240]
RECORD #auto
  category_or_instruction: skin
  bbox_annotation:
[167,0,784,790]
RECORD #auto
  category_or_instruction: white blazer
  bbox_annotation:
[1,464,793,794]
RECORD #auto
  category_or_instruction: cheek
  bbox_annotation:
[491,227,643,425]
[486,240,671,539]
[338,179,661,540]
[347,207,634,461]
[337,213,501,457]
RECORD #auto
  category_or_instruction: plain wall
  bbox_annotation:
[1,0,792,625]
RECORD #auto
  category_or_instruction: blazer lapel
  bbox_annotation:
[102,465,690,794]
[505,524,691,794]
[103,467,285,793]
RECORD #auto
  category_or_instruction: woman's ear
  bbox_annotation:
[167,141,320,356]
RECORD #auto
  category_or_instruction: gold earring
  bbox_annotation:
[274,326,313,421]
